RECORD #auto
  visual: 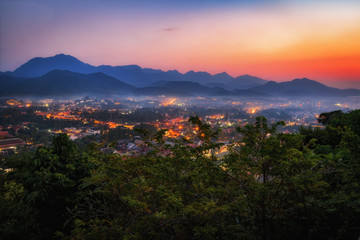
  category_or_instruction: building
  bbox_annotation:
[0,138,25,152]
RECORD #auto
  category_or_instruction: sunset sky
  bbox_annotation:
[1,0,359,88]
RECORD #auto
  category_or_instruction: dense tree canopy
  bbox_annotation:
[1,110,360,240]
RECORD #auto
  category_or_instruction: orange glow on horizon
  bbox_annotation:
[1,1,359,88]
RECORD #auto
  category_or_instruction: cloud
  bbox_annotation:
[162,27,178,32]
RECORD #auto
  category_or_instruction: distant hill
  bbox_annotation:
[180,71,267,89]
[0,75,29,90]
[6,54,268,88]
[233,75,268,89]
[250,78,360,97]
[146,81,266,97]
[0,71,265,98]
[149,81,230,96]
[0,70,135,97]
[205,82,228,89]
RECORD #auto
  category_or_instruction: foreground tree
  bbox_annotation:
[66,123,251,239]
[222,117,327,240]
[3,134,92,239]
[306,110,360,239]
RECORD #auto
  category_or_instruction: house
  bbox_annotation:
[0,131,13,139]
[0,138,25,152]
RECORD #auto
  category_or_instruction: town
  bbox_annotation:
[1,96,358,158]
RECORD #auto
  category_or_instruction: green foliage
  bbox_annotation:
[299,110,360,239]
[301,109,360,147]
[1,111,360,240]
[224,117,326,239]
[3,134,92,239]
[0,179,38,240]
[68,141,247,239]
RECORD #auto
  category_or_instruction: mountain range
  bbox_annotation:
[1,54,359,98]
[251,79,360,97]
[2,54,266,89]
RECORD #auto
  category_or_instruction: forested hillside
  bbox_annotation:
[1,110,359,240]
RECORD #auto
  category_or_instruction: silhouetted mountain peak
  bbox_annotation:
[183,71,213,83]
[52,53,79,60]
[289,78,326,87]
[250,77,360,97]
[121,65,142,71]
[185,70,211,75]
[12,54,95,78]
[26,54,83,65]
[166,70,180,74]
[234,74,268,87]
[213,72,232,78]
[236,74,261,79]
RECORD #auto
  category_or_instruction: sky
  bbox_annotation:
[0,0,360,89]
